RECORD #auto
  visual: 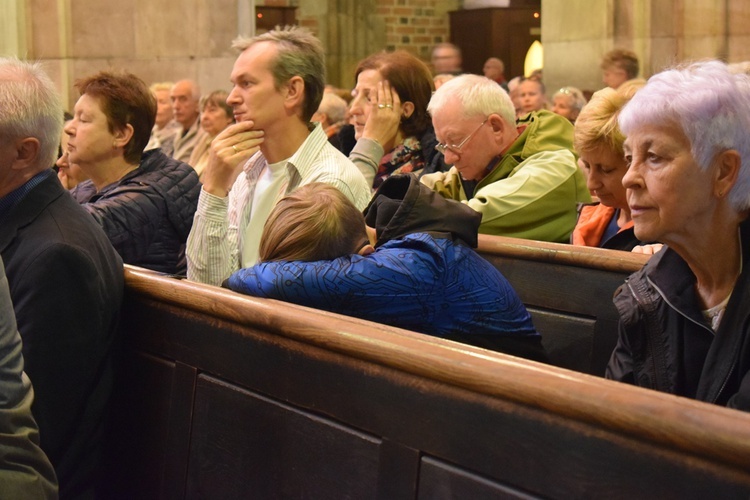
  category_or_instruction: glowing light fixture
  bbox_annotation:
[524,40,544,77]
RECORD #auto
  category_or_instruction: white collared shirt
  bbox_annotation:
[186,123,370,285]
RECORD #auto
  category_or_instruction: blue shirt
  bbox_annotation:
[0,169,54,222]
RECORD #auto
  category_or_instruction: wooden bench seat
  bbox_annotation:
[100,265,750,499]
[476,234,649,375]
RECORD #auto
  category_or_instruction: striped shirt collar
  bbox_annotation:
[287,122,327,179]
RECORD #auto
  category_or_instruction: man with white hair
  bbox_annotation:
[0,57,124,497]
[483,57,508,91]
[312,91,349,150]
[421,74,590,242]
[168,79,203,162]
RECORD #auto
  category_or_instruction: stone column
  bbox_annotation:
[0,0,26,57]
[542,0,750,100]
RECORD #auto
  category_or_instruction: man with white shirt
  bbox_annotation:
[187,26,370,286]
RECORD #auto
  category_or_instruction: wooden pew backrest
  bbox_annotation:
[477,234,650,375]
[102,265,750,499]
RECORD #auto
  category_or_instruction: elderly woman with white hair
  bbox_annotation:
[551,86,587,123]
[606,60,750,411]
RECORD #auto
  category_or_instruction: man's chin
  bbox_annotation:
[456,167,478,182]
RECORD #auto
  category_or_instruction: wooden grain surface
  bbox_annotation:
[124,264,750,475]
[477,233,650,273]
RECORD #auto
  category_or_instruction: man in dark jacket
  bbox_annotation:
[0,57,124,498]
[227,175,547,361]
[0,257,58,498]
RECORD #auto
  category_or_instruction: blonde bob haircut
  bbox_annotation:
[259,183,368,262]
[573,81,643,157]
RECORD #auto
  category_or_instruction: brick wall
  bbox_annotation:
[293,0,459,62]
[255,0,461,87]
[376,0,452,60]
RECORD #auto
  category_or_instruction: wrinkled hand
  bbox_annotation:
[631,243,664,255]
[362,80,401,148]
[57,168,72,190]
[56,151,73,189]
[202,121,265,197]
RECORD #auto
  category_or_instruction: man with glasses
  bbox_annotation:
[421,74,590,242]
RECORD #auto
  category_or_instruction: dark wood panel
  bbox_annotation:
[186,374,382,499]
[104,265,750,499]
[478,240,629,375]
[99,352,176,499]
[450,7,541,78]
[528,307,597,373]
[481,253,626,314]
[376,440,420,500]
[161,362,197,500]
[418,456,537,499]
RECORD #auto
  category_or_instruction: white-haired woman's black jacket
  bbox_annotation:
[606,218,750,411]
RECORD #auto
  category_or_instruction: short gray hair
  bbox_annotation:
[232,26,325,122]
[619,60,750,211]
[317,92,348,125]
[0,58,63,170]
[428,73,515,126]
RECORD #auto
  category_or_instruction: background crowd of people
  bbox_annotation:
[1,23,750,498]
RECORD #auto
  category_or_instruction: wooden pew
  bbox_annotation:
[101,265,750,499]
[476,234,649,375]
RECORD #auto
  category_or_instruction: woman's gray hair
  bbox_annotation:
[553,86,587,114]
[428,74,516,126]
[317,92,348,125]
[0,58,63,169]
[619,60,750,211]
[232,26,325,122]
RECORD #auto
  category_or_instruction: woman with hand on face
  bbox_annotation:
[605,61,750,411]
[571,81,643,250]
[348,50,446,189]
[55,151,88,190]
[65,70,201,275]
[189,90,234,178]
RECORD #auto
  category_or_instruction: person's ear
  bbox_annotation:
[487,113,507,138]
[11,137,41,170]
[358,244,375,256]
[113,124,135,149]
[284,76,305,109]
[714,149,741,198]
[401,101,415,120]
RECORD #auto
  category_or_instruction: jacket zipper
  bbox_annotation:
[627,279,671,391]
[647,277,738,404]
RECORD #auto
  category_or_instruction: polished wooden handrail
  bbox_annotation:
[477,233,650,274]
[125,265,750,474]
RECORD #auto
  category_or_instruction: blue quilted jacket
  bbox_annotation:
[71,149,200,275]
[227,175,538,342]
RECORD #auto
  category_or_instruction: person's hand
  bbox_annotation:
[56,151,72,189]
[362,80,401,149]
[202,121,264,197]
[57,168,71,190]
[631,243,664,255]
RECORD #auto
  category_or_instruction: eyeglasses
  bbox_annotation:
[435,118,488,155]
